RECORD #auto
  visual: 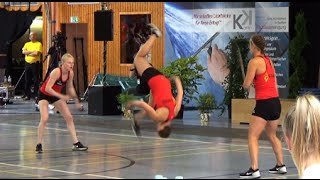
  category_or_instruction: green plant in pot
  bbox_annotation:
[116,92,136,120]
[160,56,206,118]
[220,34,250,119]
[197,92,216,124]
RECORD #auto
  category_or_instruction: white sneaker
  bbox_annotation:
[148,23,162,38]
[48,104,55,110]
[35,103,39,111]
[240,168,261,179]
[269,164,287,174]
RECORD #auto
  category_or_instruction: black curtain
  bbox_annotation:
[0,6,41,76]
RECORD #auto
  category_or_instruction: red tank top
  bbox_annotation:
[253,55,278,100]
[148,75,176,121]
[40,67,69,96]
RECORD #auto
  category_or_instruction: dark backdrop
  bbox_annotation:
[289,2,320,88]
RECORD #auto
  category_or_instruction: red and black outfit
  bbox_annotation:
[140,67,176,121]
[252,55,281,121]
[38,67,69,104]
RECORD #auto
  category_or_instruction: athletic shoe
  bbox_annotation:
[148,23,162,38]
[35,103,39,111]
[269,164,287,174]
[36,143,43,153]
[72,141,88,151]
[48,104,55,110]
[23,96,30,100]
[131,116,141,137]
[240,167,261,179]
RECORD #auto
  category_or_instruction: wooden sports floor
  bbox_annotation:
[0,99,298,179]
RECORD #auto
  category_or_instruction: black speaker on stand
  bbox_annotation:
[94,9,113,77]
[94,10,113,41]
[89,5,119,116]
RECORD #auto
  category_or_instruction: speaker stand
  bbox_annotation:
[103,40,107,82]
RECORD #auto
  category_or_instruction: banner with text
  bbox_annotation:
[164,2,289,107]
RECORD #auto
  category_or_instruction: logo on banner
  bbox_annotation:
[233,10,253,30]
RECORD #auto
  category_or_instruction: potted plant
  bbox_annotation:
[288,11,309,98]
[160,56,206,118]
[116,92,136,120]
[197,92,216,123]
[220,34,250,120]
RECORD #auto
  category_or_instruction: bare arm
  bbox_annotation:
[172,76,183,116]
[66,71,83,110]
[243,59,257,90]
[44,68,70,101]
[22,48,32,55]
[134,93,152,120]
[29,51,40,56]
[129,65,136,78]
[127,100,164,123]
[66,71,78,99]
[22,49,40,56]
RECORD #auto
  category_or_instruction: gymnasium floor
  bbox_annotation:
[0,98,298,179]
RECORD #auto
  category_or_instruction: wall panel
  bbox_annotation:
[43,2,165,84]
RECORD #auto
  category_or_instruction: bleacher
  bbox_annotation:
[93,73,139,91]
[92,73,148,101]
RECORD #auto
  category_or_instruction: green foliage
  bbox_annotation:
[160,56,206,104]
[220,34,250,116]
[116,92,136,105]
[197,93,216,113]
[288,11,309,98]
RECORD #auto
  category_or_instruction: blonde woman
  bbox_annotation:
[36,53,88,153]
[282,94,320,179]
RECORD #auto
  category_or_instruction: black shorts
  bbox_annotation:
[252,97,281,121]
[38,91,60,104]
[139,67,163,90]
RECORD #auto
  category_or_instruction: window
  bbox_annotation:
[120,13,151,64]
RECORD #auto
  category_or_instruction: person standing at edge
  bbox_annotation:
[22,31,42,100]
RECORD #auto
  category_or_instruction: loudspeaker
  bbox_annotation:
[94,10,113,41]
[88,85,122,115]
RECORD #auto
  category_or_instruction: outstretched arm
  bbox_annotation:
[126,100,165,123]
[134,92,153,121]
[172,76,183,116]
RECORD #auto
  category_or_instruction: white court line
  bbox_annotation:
[218,142,289,151]
[0,162,123,179]
[0,123,211,144]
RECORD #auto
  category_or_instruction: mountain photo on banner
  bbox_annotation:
[164,2,289,110]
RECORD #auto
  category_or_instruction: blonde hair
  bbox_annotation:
[61,53,74,63]
[282,94,320,176]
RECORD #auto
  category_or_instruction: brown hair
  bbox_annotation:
[250,34,265,54]
[158,126,171,138]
